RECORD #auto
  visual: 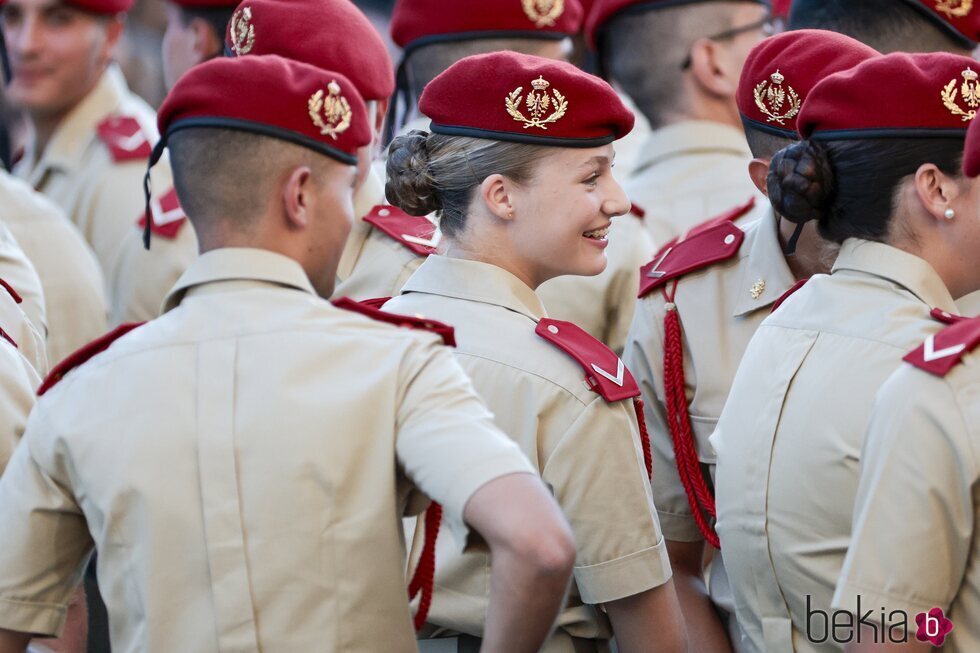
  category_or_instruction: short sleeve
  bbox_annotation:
[542,395,672,605]
[395,340,536,549]
[0,344,40,474]
[0,405,93,636]
[833,365,977,617]
[623,295,702,541]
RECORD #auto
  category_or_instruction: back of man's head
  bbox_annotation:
[788,0,974,53]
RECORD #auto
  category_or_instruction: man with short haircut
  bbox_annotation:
[588,0,770,246]
[0,54,576,653]
[161,0,238,91]
[3,0,197,326]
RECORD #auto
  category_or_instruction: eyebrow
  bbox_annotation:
[579,155,612,168]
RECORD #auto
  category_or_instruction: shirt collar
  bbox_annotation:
[732,206,799,317]
[400,255,547,322]
[633,120,751,175]
[163,248,317,312]
[832,239,958,311]
[21,64,130,180]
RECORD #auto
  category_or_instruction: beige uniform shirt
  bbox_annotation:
[0,171,108,366]
[625,120,762,247]
[386,255,671,652]
[623,204,797,648]
[333,167,426,300]
[957,289,980,315]
[0,176,46,335]
[0,248,534,652]
[833,347,980,652]
[712,239,958,653]
[0,339,41,474]
[15,64,197,326]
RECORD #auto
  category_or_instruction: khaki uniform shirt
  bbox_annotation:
[625,121,762,247]
[957,289,980,315]
[0,176,46,335]
[0,248,534,652]
[0,340,41,474]
[15,64,197,326]
[333,167,426,300]
[538,213,654,354]
[833,349,980,653]
[1,171,108,366]
[623,204,797,649]
[386,255,672,652]
[711,239,958,653]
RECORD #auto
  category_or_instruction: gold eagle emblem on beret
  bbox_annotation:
[229,6,255,56]
[942,67,980,121]
[753,70,801,125]
[522,0,565,27]
[505,76,568,130]
[935,0,972,18]
[308,81,353,139]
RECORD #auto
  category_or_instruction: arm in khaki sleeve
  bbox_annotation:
[394,341,575,653]
[0,407,93,637]
[0,346,39,474]
[835,369,975,652]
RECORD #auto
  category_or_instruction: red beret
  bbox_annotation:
[965,110,980,175]
[586,0,770,47]
[225,0,394,102]
[60,0,133,13]
[798,52,979,139]
[738,30,879,137]
[391,0,584,53]
[419,51,633,146]
[158,54,371,165]
[903,0,980,45]
[169,0,239,7]
[771,0,790,17]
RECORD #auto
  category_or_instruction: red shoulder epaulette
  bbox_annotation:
[362,205,441,257]
[904,316,980,377]
[931,307,968,326]
[96,116,152,162]
[629,202,646,220]
[332,297,455,347]
[38,322,144,396]
[0,278,23,304]
[535,319,639,402]
[138,188,187,239]
[638,220,744,298]
[358,297,391,311]
[771,278,809,314]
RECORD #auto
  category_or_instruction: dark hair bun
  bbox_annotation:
[385,130,441,216]
[767,139,834,225]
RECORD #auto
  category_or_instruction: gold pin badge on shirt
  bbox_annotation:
[750,279,766,300]
[505,76,568,130]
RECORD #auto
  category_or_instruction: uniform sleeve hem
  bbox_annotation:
[442,454,537,551]
[575,536,673,605]
[657,511,703,542]
[832,580,942,619]
[0,596,67,637]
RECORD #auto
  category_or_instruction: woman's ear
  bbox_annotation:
[480,173,515,222]
[748,157,771,197]
[913,163,959,224]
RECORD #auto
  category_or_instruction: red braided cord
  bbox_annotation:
[632,397,653,481]
[661,285,721,549]
[407,502,443,631]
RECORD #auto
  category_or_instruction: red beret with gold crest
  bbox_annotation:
[903,0,980,45]
[391,0,584,54]
[798,52,979,139]
[157,54,371,165]
[224,0,394,102]
[738,30,879,137]
[419,51,633,146]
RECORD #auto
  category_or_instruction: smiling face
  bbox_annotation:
[505,143,631,286]
[1,0,120,118]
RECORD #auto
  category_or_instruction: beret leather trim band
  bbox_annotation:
[400,29,568,58]
[429,122,617,147]
[739,115,795,138]
[163,116,359,165]
[809,127,968,140]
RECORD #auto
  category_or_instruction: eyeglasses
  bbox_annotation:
[680,14,776,70]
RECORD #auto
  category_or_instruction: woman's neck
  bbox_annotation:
[441,237,542,290]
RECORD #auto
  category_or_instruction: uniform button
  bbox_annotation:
[378,208,390,217]
[547,325,559,334]
[724,234,736,245]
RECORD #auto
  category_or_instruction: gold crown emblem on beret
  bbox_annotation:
[942,67,980,121]
[308,80,352,139]
[505,75,568,130]
[522,0,565,28]
[229,6,255,56]
[753,69,801,125]
[935,0,972,18]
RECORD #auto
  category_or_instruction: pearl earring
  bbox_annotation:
[945,208,956,220]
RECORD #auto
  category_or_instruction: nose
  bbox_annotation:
[603,176,632,218]
[7,12,42,59]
